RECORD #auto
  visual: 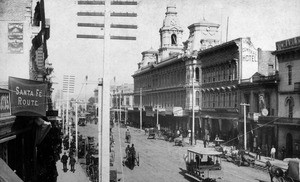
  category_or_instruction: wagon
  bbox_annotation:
[183,148,222,181]
[147,128,156,139]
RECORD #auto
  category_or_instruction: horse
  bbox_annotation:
[265,160,284,182]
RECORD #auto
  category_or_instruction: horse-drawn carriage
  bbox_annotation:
[268,159,300,182]
[122,146,139,169]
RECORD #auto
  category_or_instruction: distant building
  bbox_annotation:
[110,83,134,122]
[272,36,300,158]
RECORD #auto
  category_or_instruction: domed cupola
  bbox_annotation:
[158,4,184,61]
[184,19,220,54]
[140,47,158,68]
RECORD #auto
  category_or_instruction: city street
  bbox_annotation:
[79,123,270,182]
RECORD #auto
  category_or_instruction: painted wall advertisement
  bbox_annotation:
[9,77,47,116]
[241,38,258,79]
[8,23,23,53]
[0,89,11,118]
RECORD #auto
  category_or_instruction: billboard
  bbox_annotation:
[8,23,23,53]
[0,89,11,118]
[9,77,47,116]
[241,38,258,79]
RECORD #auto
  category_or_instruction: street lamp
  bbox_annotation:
[156,105,160,130]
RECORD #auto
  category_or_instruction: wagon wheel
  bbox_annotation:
[273,177,285,182]
[284,176,294,182]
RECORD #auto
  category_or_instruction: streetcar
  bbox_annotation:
[183,148,222,181]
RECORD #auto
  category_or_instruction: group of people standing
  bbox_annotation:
[61,152,77,173]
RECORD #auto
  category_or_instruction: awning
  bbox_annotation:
[0,158,23,182]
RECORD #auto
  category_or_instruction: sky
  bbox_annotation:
[44,0,300,100]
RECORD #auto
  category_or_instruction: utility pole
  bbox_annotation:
[119,90,122,123]
[75,0,137,181]
[62,75,75,148]
[191,65,195,146]
[140,88,142,130]
[156,105,159,128]
[62,103,65,135]
[241,103,250,150]
[75,101,78,162]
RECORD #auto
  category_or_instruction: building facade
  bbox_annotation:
[0,1,57,181]
[198,37,259,146]
[273,36,300,158]
[110,83,134,123]
[132,4,221,135]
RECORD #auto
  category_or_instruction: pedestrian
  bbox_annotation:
[176,129,180,137]
[270,145,276,161]
[69,155,76,173]
[207,133,210,146]
[61,152,68,172]
[256,146,261,160]
[203,139,207,148]
[281,146,286,160]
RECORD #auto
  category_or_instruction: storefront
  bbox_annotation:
[2,77,59,182]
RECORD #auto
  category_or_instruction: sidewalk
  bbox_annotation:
[56,153,90,182]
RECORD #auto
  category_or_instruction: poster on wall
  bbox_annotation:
[0,89,11,118]
[8,77,47,116]
[8,23,23,53]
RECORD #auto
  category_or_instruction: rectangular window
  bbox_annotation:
[288,66,292,85]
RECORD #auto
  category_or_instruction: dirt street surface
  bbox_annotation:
[79,123,270,182]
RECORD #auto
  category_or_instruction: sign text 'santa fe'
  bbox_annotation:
[15,86,43,106]
[9,77,47,116]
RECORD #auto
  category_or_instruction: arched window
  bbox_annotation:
[285,97,294,118]
[195,67,200,81]
[196,91,200,106]
[171,34,177,45]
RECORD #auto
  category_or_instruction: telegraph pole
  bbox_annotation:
[119,90,122,122]
[241,103,250,150]
[75,0,137,180]
[75,101,78,161]
[63,75,75,148]
[140,88,142,130]
[191,65,195,146]
[156,105,159,128]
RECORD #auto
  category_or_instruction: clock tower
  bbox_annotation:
[158,4,183,61]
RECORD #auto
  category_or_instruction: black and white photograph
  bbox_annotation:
[0,0,300,182]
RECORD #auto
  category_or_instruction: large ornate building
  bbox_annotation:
[131,4,221,135]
